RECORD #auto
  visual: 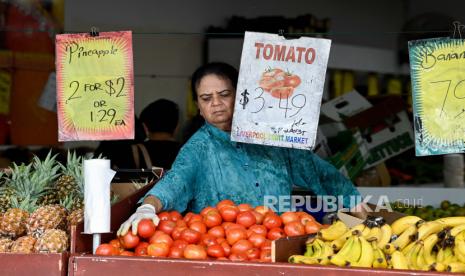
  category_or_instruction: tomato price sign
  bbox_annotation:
[231,31,331,150]
[409,38,465,155]
[56,31,134,141]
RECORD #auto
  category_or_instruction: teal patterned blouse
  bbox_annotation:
[143,123,360,213]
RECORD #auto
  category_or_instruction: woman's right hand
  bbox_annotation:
[117,204,160,236]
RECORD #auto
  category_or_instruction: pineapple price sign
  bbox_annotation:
[409,38,465,155]
[231,31,331,150]
[55,31,134,141]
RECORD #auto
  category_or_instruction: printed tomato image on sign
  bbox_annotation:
[258,68,301,99]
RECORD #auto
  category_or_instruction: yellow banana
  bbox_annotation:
[417,221,445,241]
[440,247,456,265]
[288,255,320,264]
[329,235,354,267]
[450,224,465,237]
[435,216,465,227]
[318,220,348,241]
[307,238,323,258]
[447,262,465,273]
[377,223,392,249]
[317,242,334,265]
[390,250,409,270]
[347,234,362,263]
[405,242,421,270]
[416,244,427,270]
[423,234,439,264]
[365,226,382,242]
[330,223,366,251]
[430,262,447,272]
[401,241,416,255]
[351,236,374,268]
[391,224,417,251]
[391,216,423,235]
[437,248,445,263]
[304,243,314,257]
[371,241,388,269]
[453,242,465,263]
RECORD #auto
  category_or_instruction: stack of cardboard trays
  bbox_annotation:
[316,91,414,185]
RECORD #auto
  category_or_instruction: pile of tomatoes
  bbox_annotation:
[95,200,323,262]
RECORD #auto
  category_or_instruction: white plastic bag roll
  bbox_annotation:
[83,159,116,234]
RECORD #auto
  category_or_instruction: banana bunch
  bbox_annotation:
[318,220,348,241]
[329,230,373,268]
[288,237,333,265]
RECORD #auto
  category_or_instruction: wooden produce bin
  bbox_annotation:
[0,252,68,276]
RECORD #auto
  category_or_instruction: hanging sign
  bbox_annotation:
[409,38,465,155]
[231,31,331,150]
[56,31,134,141]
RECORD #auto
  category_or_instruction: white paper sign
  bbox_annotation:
[231,31,331,150]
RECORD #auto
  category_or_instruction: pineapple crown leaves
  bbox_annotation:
[10,195,37,213]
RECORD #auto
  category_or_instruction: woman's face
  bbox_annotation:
[196,74,236,131]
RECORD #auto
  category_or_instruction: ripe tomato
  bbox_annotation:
[226,227,247,246]
[176,220,187,228]
[229,253,247,261]
[247,225,267,237]
[149,233,173,247]
[254,205,272,216]
[208,226,225,238]
[189,221,207,234]
[120,231,140,249]
[270,86,294,99]
[138,219,156,238]
[109,239,123,252]
[284,221,305,236]
[237,203,253,212]
[261,239,272,251]
[220,241,231,257]
[200,206,218,216]
[251,211,264,225]
[183,212,194,223]
[298,212,316,225]
[280,212,300,225]
[120,251,134,256]
[180,228,201,244]
[147,242,170,257]
[188,214,203,225]
[248,233,267,248]
[216,199,235,210]
[231,239,253,255]
[260,249,272,262]
[263,214,282,230]
[284,74,301,88]
[200,234,218,247]
[172,239,188,250]
[158,211,171,221]
[203,211,222,228]
[169,211,183,222]
[134,242,149,256]
[171,226,187,240]
[168,246,184,258]
[236,211,256,228]
[207,244,225,258]
[183,244,207,260]
[305,221,321,234]
[158,220,176,235]
[222,222,235,231]
[246,247,261,260]
[216,237,226,244]
[95,243,119,256]
[267,227,285,240]
[219,205,239,222]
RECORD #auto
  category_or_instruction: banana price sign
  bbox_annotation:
[231,31,331,150]
[409,38,465,155]
[55,31,134,141]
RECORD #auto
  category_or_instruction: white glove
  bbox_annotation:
[117,204,160,236]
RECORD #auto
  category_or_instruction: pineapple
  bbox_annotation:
[34,229,68,253]
[0,196,35,238]
[0,237,13,252]
[56,151,82,202]
[67,208,84,226]
[27,204,67,237]
[0,186,14,213]
[32,152,61,206]
[10,235,36,253]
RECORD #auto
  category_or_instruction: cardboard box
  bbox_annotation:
[355,162,391,187]
[327,131,369,180]
[313,128,332,158]
[345,97,414,169]
[320,90,372,122]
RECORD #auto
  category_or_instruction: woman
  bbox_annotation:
[118,62,364,236]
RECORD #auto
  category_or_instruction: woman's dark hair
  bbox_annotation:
[140,99,179,134]
[190,62,238,101]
